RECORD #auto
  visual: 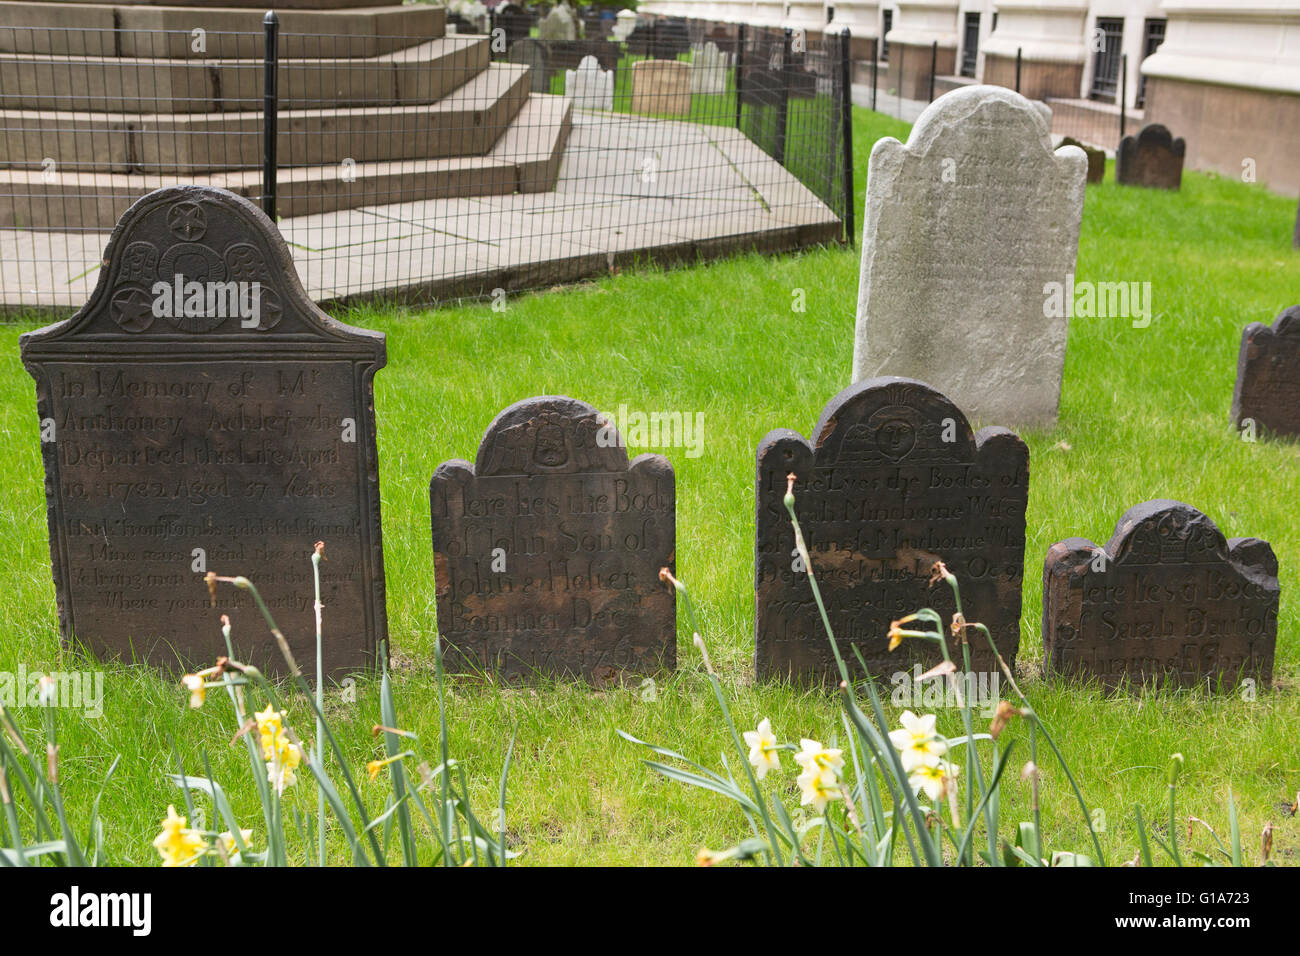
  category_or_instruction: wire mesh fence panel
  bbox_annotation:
[0,13,848,313]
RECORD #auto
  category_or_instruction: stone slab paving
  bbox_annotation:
[0,110,841,312]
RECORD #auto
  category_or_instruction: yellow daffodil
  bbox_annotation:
[797,766,843,812]
[366,753,406,782]
[742,718,781,780]
[908,759,959,802]
[215,828,254,865]
[152,804,204,867]
[254,706,302,792]
[793,738,844,776]
[888,710,948,772]
[181,673,206,709]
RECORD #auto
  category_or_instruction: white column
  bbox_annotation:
[825,0,882,41]
[1141,0,1300,97]
[982,0,1088,65]
[887,0,959,50]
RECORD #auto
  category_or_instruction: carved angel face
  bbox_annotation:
[532,422,569,467]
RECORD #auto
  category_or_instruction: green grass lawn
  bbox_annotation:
[1,107,1298,866]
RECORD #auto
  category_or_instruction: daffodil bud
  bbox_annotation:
[1167,752,1184,785]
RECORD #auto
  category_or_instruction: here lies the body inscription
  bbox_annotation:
[431,396,675,683]
[755,378,1028,683]
[21,185,388,678]
[1043,500,1278,690]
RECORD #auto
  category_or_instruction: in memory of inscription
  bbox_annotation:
[755,377,1029,685]
[430,396,676,684]
[1042,500,1278,691]
[1231,306,1300,442]
[21,185,388,679]
[852,85,1087,429]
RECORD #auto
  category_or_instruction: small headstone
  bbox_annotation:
[430,396,676,684]
[538,2,578,42]
[630,59,692,117]
[508,37,551,94]
[1059,135,1105,184]
[1043,501,1278,690]
[566,55,614,110]
[1231,306,1300,440]
[611,8,638,43]
[1116,123,1185,190]
[755,377,1029,684]
[690,41,729,95]
[20,185,388,678]
[852,85,1087,428]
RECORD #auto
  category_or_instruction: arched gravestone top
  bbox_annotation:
[1116,123,1185,190]
[21,185,387,679]
[852,85,1087,429]
[755,376,1029,684]
[1231,305,1300,440]
[1042,500,1278,691]
[431,396,676,684]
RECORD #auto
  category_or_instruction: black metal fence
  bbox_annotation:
[0,13,850,313]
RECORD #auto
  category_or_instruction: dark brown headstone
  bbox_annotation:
[20,185,387,679]
[1116,123,1185,190]
[430,396,676,684]
[1231,306,1300,441]
[755,378,1029,684]
[1043,500,1278,690]
[1060,136,1105,184]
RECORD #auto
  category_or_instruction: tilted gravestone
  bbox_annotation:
[508,37,551,93]
[1231,306,1300,441]
[537,2,578,42]
[755,377,1029,684]
[1043,501,1278,690]
[1116,123,1184,190]
[20,185,387,678]
[565,54,614,110]
[1059,136,1105,184]
[630,58,691,116]
[430,396,676,683]
[853,86,1087,429]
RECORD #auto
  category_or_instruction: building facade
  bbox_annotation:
[637,0,1300,195]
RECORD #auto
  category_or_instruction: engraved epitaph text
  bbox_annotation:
[1043,501,1278,690]
[755,378,1029,683]
[430,396,675,683]
[21,186,388,678]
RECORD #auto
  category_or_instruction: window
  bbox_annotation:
[881,8,892,62]
[1136,19,1166,107]
[1089,17,1124,102]
[961,13,980,78]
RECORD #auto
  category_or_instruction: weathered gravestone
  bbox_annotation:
[1043,501,1278,690]
[508,37,551,93]
[852,85,1087,429]
[566,55,614,110]
[430,396,676,683]
[755,377,1029,684]
[1116,123,1184,190]
[20,185,387,678]
[630,58,692,116]
[1059,136,1105,184]
[538,2,578,42]
[1231,306,1300,441]
[690,41,729,95]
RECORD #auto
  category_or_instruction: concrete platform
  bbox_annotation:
[0,110,842,312]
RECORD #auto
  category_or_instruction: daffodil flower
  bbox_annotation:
[152,805,205,868]
[742,718,781,780]
[797,767,843,812]
[908,760,959,802]
[793,738,844,776]
[366,753,408,782]
[888,710,948,772]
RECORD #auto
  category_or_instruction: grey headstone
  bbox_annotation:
[852,85,1087,429]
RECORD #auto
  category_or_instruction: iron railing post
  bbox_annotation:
[262,10,279,219]
[839,28,855,246]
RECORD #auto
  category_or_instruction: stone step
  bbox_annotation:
[0,93,571,226]
[0,36,488,113]
[0,62,532,173]
[0,3,444,59]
